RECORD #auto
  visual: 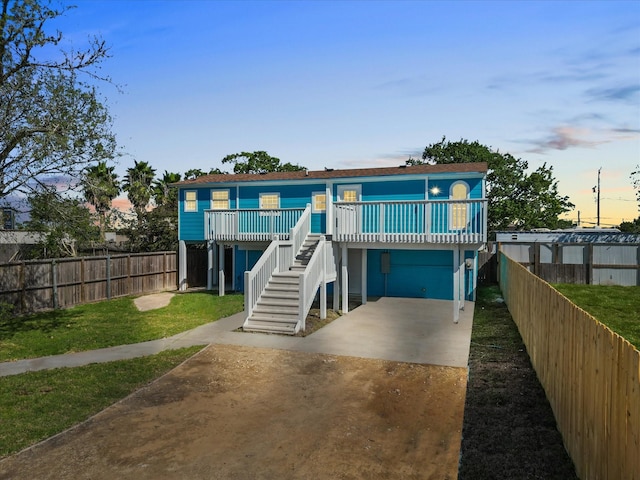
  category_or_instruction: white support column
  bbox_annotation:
[341,244,349,313]
[321,237,327,319]
[218,244,225,297]
[325,182,333,236]
[207,241,214,291]
[231,246,236,292]
[333,244,340,311]
[452,246,460,323]
[178,240,187,291]
[361,248,367,305]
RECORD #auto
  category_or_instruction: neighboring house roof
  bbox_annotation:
[173,162,488,186]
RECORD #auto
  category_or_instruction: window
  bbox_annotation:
[184,190,197,212]
[337,184,361,202]
[211,189,230,210]
[450,181,469,230]
[259,193,280,209]
[312,192,326,213]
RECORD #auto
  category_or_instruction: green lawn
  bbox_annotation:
[0,346,202,458]
[553,284,640,349]
[0,292,244,361]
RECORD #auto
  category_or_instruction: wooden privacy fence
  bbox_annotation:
[499,252,640,480]
[0,252,177,315]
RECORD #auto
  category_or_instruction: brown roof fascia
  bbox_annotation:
[173,162,488,186]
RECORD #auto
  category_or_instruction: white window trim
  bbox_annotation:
[259,192,280,210]
[312,191,327,213]
[210,189,230,210]
[336,184,362,202]
[184,190,198,212]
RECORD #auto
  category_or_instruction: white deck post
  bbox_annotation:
[207,241,214,291]
[320,237,327,319]
[341,244,349,313]
[178,240,187,291]
[453,246,460,323]
[325,183,333,236]
[361,248,367,305]
[218,244,225,296]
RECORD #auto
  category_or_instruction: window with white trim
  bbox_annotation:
[184,190,197,212]
[259,193,280,209]
[312,192,326,212]
[450,181,469,230]
[210,189,230,210]
[337,184,361,202]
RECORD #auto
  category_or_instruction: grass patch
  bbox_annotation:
[553,284,640,349]
[0,346,202,458]
[0,292,243,361]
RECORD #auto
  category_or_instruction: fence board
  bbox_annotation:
[499,252,640,480]
[0,252,177,314]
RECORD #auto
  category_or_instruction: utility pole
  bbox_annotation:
[597,168,601,227]
[593,168,601,227]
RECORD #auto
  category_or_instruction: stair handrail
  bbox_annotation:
[244,237,280,323]
[298,235,326,332]
[289,203,312,268]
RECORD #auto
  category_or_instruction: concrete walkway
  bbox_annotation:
[0,295,474,377]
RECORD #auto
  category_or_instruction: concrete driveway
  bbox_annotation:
[210,297,474,368]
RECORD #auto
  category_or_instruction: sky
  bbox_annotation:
[53,0,639,227]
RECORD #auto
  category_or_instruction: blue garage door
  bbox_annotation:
[367,250,453,300]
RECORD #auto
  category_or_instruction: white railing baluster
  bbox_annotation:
[333,199,486,244]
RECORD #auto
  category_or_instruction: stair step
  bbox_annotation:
[244,321,297,334]
[247,314,298,325]
[257,297,299,307]
[249,311,299,322]
[270,276,300,285]
[261,290,300,300]
[263,286,299,296]
[254,304,299,315]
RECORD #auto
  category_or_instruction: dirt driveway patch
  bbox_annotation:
[1,344,467,479]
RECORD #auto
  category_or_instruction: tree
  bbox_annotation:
[0,0,116,200]
[408,137,574,231]
[183,168,207,180]
[24,187,99,258]
[221,151,305,174]
[152,171,180,208]
[82,161,119,241]
[618,218,640,233]
[123,160,155,220]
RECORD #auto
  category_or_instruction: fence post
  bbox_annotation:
[19,261,25,315]
[106,255,111,300]
[162,252,166,290]
[588,243,594,285]
[80,258,86,304]
[51,259,58,309]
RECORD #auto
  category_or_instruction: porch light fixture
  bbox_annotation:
[430,186,441,196]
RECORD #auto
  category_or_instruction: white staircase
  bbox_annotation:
[243,234,323,334]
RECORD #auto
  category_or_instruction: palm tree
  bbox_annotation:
[123,161,156,220]
[82,161,120,241]
[152,171,181,208]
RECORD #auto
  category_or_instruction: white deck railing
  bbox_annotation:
[334,199,486,244]
[206,208,306,242]
[243,239,279,322]
[298,235,326,332]
[207,200,486,245]
[289,204,311,265]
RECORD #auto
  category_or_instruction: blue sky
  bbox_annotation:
[57,0,639,226]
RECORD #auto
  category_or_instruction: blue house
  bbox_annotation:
[175,162,488,334]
